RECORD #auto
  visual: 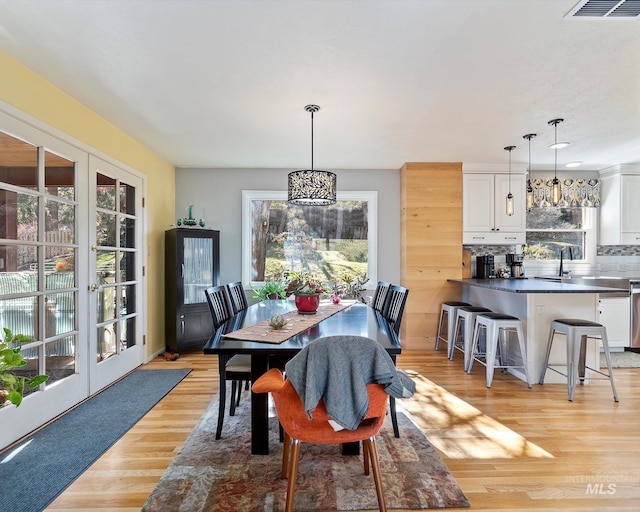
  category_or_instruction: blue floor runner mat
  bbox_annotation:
[0,368,191,512]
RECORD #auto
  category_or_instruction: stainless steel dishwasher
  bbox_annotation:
[632,281,640,348]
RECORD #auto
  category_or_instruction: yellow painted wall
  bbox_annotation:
[0,50,174,357]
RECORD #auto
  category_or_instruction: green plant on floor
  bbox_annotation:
[1,328,49,407]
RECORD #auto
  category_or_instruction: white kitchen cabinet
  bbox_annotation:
[598,296,630,349]
[463,172,526,244]
[599,166,640,245]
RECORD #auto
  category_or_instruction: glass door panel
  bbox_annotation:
[88,156,143,393]
[183,236,213,305]
[0,120,86,450]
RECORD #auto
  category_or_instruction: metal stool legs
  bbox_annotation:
[435,302,470,353]
[540,319,619,402]
[468,313,532,388]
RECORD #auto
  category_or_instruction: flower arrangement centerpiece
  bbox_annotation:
[284,269,325,314]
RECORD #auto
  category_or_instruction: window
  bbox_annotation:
[524,207,597,264]
[242,191,377,287]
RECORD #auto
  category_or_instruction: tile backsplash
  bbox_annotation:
[463,244,640,278]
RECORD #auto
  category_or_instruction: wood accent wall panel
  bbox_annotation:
[400,162,464,349]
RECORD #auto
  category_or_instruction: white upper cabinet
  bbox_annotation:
[463,171,526,244]
[599,165,640,245]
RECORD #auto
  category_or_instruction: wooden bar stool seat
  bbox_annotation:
[539,319,619,402]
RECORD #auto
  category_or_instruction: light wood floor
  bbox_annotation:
[46,348,640,511]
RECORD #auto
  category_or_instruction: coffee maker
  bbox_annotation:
[506,253,525,278]
[476,255,495,279]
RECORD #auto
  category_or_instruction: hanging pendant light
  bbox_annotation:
[523,133,536,210]
[548,118,565,206]
[288,105,337,206]
[504,145,516,216]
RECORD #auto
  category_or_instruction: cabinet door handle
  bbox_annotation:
[181,319,185,335]
[181,264,184,278]
[471,236,486,240]
[504,236,518,240]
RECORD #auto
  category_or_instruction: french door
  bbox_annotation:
[88,156,144,393]
[0,109,145,448]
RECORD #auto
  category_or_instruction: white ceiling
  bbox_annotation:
[0,0,638,171]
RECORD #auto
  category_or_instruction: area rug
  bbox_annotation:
[0,368,191,512]
[142,391,470,511]
[600,351,640,368]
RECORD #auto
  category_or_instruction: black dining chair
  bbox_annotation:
[225,281,248,314]
[204,285,252,439]
[381,284,409,438]
[382,284,409,336]
[371,281,391,312]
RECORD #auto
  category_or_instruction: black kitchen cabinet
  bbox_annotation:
[165,228,220,352]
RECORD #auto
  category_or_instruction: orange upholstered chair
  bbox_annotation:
[252,367,389,512]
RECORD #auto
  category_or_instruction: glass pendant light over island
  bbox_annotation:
[505,145,515,216]
[548,118,568,207]
[523,133,536,211]
[288,105,337,206]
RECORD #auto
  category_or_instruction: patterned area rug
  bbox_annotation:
[601,351,640,368]
[142,391,469,511]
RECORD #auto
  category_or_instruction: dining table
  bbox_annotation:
[203,299,402,455]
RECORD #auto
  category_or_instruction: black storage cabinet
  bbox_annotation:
[165,228,220,352]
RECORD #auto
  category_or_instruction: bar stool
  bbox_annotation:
[467,313,532,388]
[435,301,471,354]
[539,319,619,402]
[451,306,492,369]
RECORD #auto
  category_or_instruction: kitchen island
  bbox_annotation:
[447,278,624,385]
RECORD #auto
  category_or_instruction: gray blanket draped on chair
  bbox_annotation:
[284,335,415,431]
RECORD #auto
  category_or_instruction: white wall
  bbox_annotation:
[174,168,401,288]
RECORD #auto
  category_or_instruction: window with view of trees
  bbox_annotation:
[524,207,596,262]
[242,191,377,286]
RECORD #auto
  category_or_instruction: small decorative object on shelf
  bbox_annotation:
[177,205,205,228]
[331,293,341,304]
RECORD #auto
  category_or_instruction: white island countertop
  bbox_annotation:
[448,278,625,294]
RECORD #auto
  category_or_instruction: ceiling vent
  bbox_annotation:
[566,0,640,17]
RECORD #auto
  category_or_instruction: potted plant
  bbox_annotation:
[252,281,287,301]
[284,269,325,314]
[1,328,49,407]
[327,272,369,303]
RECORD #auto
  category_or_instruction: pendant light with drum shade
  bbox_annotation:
[505,145,516,216]
[287,105,337,206]
[548,118,568,206]
[523,133,536,210]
